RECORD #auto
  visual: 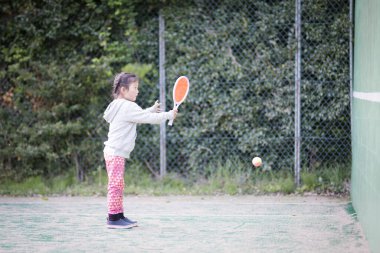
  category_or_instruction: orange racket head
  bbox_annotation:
[173,76,190,107]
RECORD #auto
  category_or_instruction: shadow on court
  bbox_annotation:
[0,195,369,253]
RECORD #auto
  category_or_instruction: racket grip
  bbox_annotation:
[168,105,178,126]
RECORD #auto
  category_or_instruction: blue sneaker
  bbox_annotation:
[122,216,138,227]
[106,218,134,229]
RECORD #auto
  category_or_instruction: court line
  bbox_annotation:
[353,91,380,102]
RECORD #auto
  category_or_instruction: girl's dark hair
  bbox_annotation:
[112,72,138,99]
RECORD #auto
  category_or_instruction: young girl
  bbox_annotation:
[103,72,177,229]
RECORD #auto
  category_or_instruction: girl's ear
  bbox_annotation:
[120,86,128,93]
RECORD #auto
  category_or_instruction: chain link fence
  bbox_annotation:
[162,0,295,176]
[0,0,351,182]
[300,0,351,172]
[118,0,352,179]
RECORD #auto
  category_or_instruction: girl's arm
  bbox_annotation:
[124,102,175,124]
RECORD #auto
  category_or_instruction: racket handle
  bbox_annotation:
[168,105,178,126]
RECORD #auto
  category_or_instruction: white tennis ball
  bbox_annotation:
[252,157,262,167]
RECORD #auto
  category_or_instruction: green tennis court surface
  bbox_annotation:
[0,196,369,253]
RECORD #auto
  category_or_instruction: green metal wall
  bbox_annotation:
[352,1,380,252]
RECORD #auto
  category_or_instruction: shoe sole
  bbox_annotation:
[107,224,134,229]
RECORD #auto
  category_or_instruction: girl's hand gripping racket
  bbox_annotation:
[168,76,190,126]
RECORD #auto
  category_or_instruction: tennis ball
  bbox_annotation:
[252,157,262,167]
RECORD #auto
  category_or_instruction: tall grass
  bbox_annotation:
[300,164,351,195]
[0,161,351,196]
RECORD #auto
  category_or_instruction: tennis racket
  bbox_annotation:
[168,76,190,126]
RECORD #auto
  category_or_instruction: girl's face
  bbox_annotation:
[120,81,139,101]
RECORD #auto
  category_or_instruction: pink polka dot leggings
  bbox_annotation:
[104,154,125,214]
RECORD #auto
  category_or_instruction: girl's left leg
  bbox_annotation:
[104,154,125,216]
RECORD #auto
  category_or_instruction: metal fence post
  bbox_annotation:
[295,0,302,187]
[159,11,167,178]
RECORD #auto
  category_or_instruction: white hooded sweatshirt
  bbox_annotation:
[103,99,174,158]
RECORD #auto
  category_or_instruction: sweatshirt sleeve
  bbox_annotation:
[124,102,174,124]
[144,106,156,113]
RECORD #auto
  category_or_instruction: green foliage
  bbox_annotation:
[164,1,297,172]
[0,0,351,181]
[163,0,350,173]
[0,0,152,180]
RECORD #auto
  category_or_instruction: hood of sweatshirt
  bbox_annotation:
[103,99,125,123]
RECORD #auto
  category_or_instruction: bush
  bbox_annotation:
[0,0,351,181]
